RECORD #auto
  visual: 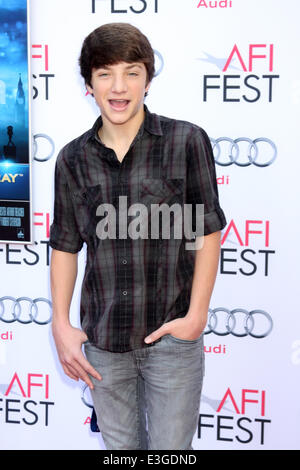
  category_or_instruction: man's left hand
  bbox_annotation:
[144,313,207,344]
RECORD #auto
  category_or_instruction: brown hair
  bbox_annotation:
[79,23,155,88]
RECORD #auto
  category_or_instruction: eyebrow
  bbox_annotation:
[125,63,143,69]
[97,63,143,71]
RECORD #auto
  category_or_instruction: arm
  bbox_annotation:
[185,231,221,333]
[144,231,221,343]
[51,249,102,388]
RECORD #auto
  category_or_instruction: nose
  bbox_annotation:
[111,73,128,94]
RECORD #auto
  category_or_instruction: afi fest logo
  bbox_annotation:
[199,388,271,445]
[91,0,159,14]
[220,219,275,277]
[31,44,55,101]
[0,372,54,426]
[200,44,279,103]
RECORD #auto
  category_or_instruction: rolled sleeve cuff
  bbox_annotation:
[203,206,227,236]
[49,222,83,253]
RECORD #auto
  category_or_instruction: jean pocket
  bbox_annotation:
[167,333,203,344]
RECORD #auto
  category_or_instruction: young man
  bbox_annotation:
[49,23,226,450]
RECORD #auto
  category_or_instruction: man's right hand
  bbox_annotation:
[52,321,102,390]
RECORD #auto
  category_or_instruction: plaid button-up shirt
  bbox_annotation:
[49,106,226,352]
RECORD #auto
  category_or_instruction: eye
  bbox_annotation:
[128,69,140,76]
[96,70,110,78]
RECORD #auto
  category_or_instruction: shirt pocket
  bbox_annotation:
[139,178,184,239]
[139,178,184,207]
[71,184,103,239]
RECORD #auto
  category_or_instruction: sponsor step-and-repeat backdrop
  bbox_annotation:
[1,0,300,450]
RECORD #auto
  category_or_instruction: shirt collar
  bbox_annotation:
[143,105,163,136]
[82,104,163,147]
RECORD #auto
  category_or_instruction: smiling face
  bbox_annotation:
[86,61,151,129]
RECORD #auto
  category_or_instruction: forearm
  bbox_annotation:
[50,248,102,388]
[186,231,222,321]
[50,249,78,326]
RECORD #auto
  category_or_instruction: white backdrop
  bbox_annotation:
[1,0,300,450]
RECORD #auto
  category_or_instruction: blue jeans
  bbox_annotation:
[84,333,205,450]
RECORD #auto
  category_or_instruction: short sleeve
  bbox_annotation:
[186,126,227,236]
[49,152,84,253]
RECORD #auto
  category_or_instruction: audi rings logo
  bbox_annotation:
[82,385,100,432]
[33,134,55,162]
[81,384,93,409]
[205,308,273,338]
[210,137,277,167]
[154,50,164,77]
[0,297,52,325]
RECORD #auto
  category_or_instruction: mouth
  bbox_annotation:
[109,99,130,111]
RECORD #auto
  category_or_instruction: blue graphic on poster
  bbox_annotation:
[0,0,31,243]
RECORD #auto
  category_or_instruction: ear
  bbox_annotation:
[145,80,151,94]
[86,83,94,96]
[144,80,151,98]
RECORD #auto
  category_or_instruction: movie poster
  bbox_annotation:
[0,0,31,243]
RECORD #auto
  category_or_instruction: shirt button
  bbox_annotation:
[122,259,127,264]
[122,290,128,296]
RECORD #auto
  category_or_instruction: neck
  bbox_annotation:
[99,107,145,148]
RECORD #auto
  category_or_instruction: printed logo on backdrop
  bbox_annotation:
[199,388,271,446]
[0,372,54,426]
[91,0,159,14]
[212,136,277,189]
[220,219,275,277]
[31,44,55,101]
[0,330,12,366]
[197,0,233,8]
[0,297,52,325]
[204,307,273,358]
[205,308,273,339]
[198,44,279,103]
[33,133,55,162]
[81,384,100,431]
[153,50,164,77]
[211,137,277,168]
